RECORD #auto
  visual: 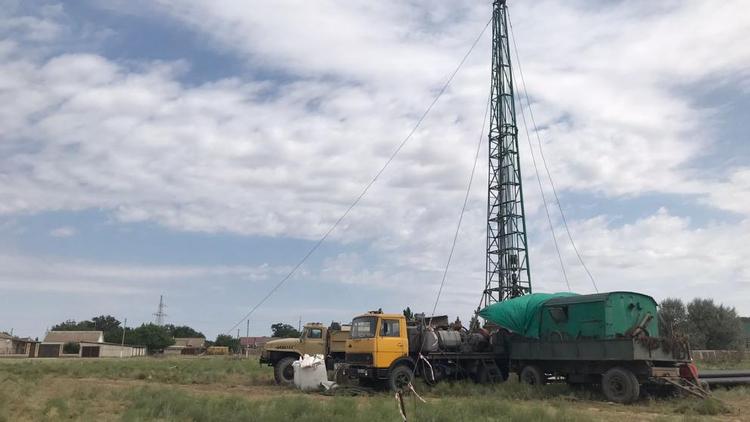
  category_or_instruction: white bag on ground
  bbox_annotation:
[292,354,328,391]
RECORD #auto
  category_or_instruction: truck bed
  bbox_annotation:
[509,337,689,363]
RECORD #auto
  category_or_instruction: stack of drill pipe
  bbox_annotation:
[699,370,750,385]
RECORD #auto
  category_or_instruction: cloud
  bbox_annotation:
[0,253,289,295]
[49,226,75,237]
[0,1,749,328]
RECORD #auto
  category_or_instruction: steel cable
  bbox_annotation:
[226,16,493,334]
[508,12,599,293]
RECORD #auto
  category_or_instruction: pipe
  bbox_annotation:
[699,370,750,379]
[703,376,750,385]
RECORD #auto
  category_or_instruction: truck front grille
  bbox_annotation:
[346,353,373,365]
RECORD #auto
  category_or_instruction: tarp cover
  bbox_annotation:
[478,292,578,338]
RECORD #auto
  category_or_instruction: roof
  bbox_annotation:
[44,331,104,343]
[0,332,37,342]
[173,338,206,348]
[239,336,271,347]
[79,341,146,348]
[544,291,656,306]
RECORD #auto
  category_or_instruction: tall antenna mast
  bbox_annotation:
[154,295,168,326]
[482,0,531,308]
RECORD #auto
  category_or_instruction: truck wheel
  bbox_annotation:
[388,365,414,393]
[475,363,507,384]
[519,365,544,386]
[601,367,640,404]
[274,357,296,385]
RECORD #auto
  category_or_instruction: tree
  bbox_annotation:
[658,298,687,337]
[165,325,205,339]
[92,315,121,332]
[92,315,123,343]
[51,319,95,331]
[51,316,124,343]
[128,324,175,353]
[686,299,742,350]
[403,307,414,321]
[271,323,300,338]
[214,334,240,353]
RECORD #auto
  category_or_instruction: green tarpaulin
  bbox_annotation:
[478,292,578,338]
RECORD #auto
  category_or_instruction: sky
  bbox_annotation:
[1,0,749,340]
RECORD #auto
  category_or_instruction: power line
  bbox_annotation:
[505,25,570,291]
[414,89,491,383]
[430,93,490,320]
[516,93,571,292]
[508,12,599,293]
[226,16,493,334]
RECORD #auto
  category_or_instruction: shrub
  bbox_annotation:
[62,342,80,354]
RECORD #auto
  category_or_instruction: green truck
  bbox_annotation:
[480,291,703,403]
[260,322,350,384]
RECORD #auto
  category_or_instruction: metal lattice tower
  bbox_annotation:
[154,295,168,326]
[482,0,531,308]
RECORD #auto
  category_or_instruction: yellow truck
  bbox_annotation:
[344,310,502,391]
[260,322,350,384]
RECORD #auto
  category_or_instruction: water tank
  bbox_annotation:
[436,330,461,351]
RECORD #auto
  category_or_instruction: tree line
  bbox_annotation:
[659,298,744,350]
[50,316,305,353]
[51,315,206,353]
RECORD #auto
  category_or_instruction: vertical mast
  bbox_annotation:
[482,0,531,308]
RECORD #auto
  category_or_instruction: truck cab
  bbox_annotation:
[260,322,349,384]
[345,312,411,391]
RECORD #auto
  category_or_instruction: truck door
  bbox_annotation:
[304,327,325,355]
[376,318,407,368]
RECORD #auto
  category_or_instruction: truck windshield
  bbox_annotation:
[351,317,377,338]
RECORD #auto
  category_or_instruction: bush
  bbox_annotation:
[62,342,79,354]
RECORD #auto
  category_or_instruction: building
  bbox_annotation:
[44,331,104,344]
[78,341,146,358]
[240,336,271,356]
[165,337,206,355]
[0,332,39,357]
[240,336,271,349]
[40,331,105,358]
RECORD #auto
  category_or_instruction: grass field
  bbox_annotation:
[0,357,748,421]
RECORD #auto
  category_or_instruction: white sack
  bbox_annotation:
[292,354,328,391]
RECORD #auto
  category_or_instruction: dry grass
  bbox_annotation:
[1,357,748,421]
[0,356,272,386]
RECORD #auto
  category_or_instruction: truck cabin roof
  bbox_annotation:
[355,312,404,320]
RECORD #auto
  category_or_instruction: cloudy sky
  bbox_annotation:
[1,0,749,339]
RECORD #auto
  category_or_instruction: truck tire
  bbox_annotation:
[519,365,544,386]
[601,367,640,404]
[388,365,414,393]
[475,363,507,384]
[274,357,296,385]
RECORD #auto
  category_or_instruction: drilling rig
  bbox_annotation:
[343,2,703,403]
[483,0,531,308]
